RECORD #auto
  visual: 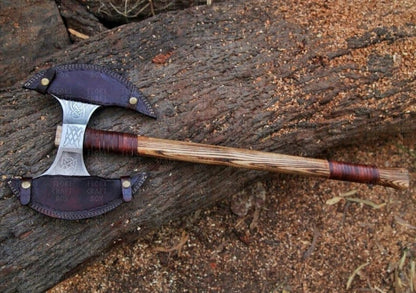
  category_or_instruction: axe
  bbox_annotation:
[8,64,410,220]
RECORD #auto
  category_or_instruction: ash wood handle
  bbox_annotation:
[55,127,410,190]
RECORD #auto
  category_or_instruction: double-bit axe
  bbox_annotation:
[8,64,410,220]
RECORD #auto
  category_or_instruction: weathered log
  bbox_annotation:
[0,1,415,292]
[79,0,213,25]
[57,0,107,42]
[0,0,70,87]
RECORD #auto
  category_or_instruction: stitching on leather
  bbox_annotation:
[23,71,45,89]
[30,199,123,220]
[7,179,20,196]
[132,172,148,194]
[55,64,156,117]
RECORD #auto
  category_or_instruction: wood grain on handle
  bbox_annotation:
[55,127,410,190]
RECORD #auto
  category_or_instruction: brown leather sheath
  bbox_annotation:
[8,174,147,220]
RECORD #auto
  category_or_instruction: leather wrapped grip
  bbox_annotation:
[8,174,147,220]
[23,64,156,118]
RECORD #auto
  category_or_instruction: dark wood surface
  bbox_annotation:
[0,0,70,87]
[77,0,216,25]
[57,0,107,42]
[0,1,415,291]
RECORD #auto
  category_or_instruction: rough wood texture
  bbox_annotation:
[0,1,415,292]
[79,0,215,25]
[0,0,70,87]
[57,0,107,42]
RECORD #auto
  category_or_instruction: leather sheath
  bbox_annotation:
[23,63,156,118]
[8,174,147,220]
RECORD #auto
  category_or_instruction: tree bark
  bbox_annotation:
[0,0,71,87]
[0,1,415,292]
[78,0,215,25]
[57,0,107,42]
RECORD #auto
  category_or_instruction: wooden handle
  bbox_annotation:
[55,126,410,190]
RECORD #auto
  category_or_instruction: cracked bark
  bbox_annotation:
[0,1,415,292]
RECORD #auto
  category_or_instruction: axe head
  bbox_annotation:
[9,64,156,220]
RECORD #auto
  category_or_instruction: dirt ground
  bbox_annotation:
[49,134,415,292]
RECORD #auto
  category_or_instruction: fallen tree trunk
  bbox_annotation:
[57,0,107,42]
[0,0,70,87]
[77,0,215,25]
[0,1,415,292]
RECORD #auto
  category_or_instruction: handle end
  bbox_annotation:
[329,161,410,190]
[378,168,410,190]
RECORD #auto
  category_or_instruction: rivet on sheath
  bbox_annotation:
[129,97,138,105]
[41,78,50,86]
[21,181,31,189]
[122,180,131,188]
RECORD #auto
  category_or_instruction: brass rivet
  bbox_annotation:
[122,180,131,188]
[129,97,138,105]
[21,181,31,189]
[41,78,50,86]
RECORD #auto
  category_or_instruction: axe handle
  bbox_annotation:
[55,127,409,190]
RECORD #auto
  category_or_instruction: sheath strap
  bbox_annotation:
[36,68,56,94]
[19,177,32,205]
[121,176,133,202]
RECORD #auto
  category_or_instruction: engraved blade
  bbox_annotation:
[41,96,100,176]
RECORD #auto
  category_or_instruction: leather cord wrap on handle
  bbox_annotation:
[328,161,411,189]
[84,127,139,156]
[328,161,380,185]
[8,174,147,220]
